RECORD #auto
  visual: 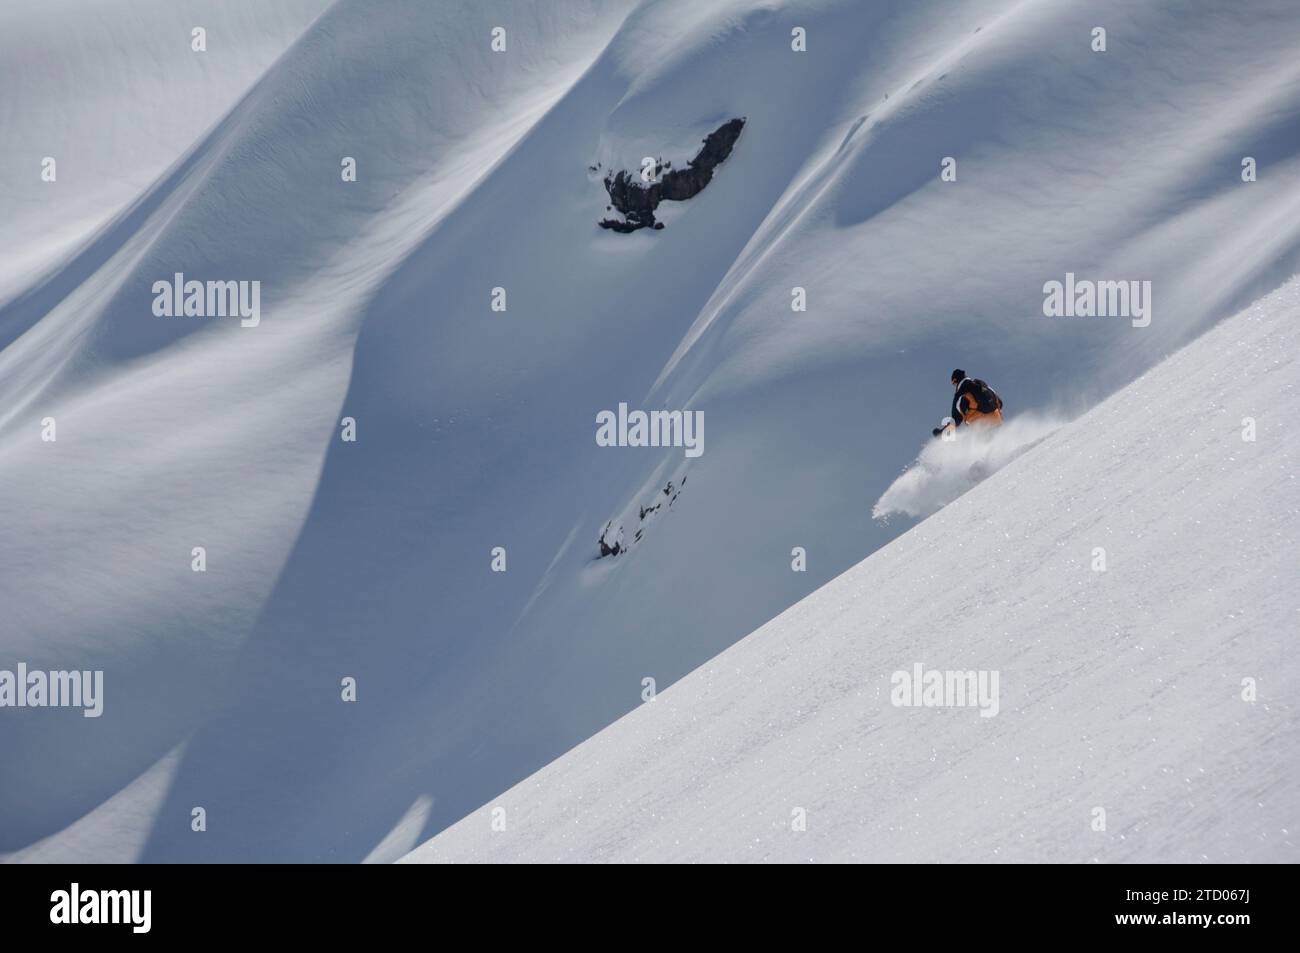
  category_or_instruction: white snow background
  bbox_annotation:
[1,0,1297,862]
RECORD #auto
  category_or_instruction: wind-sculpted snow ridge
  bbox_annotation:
[872,414,1064,520]
[0,0,643,863]
[0,0,333,308]
[5,0,1300,865]
[406,277,1300,864]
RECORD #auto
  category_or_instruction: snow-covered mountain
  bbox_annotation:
[2,0,1298,863]
[404,277,1300,863]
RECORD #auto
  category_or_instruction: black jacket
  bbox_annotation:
[950,377,1000,426]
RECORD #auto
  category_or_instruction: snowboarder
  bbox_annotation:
[933,368,1003,437]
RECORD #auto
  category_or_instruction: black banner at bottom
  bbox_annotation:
[0,863,1281,941]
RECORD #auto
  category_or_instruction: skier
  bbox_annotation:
[933,368,1003,437]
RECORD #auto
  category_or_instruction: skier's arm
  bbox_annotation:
[950,380,976,426]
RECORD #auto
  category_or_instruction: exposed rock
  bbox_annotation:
[597,520,624,557]
[598,118,745,232]
[596,475,689,558]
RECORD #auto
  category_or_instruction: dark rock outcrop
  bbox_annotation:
[596,475,688,559]
[598,520,624,557]
[599,118,745,232]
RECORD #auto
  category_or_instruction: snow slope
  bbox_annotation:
[0,0,333,305]
[3,0,1299,863]
[405,278,1300,863]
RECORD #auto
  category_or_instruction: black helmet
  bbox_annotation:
[950,368,965,383]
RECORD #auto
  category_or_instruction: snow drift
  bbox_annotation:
[3,0,1300,863]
